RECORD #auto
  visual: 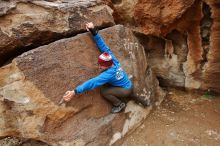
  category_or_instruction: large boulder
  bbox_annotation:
[137,0,202,89]
[0,0,115,66]
[143,0,220,93]
[111,0,220,93]
[0,25,165,146]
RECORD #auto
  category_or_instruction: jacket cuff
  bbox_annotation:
[89,27,98,36]
[73,89,78,94]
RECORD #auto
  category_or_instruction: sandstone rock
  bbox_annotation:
[160,0,220,93]
[202,0,220,93]
[113,0,220,93]
[136,32,188,88]
[110,0,203,90]
[161,0,203,90]
[0,25,165,145]
[0,0,115,66]
[111,0,138,24]
[110,0,195,35]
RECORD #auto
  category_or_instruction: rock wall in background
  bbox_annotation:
[110,0,220,93]
[0,25,165,146]
[0,0,115,66]
[202,0,220,93]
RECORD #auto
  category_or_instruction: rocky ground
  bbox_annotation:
[116,89,220,146]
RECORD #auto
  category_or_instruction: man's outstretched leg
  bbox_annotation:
[100,85,132,113]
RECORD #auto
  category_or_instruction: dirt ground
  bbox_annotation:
[115,89,220,146]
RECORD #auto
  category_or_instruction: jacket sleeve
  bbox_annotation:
[74,71,113,94]
[93,34,119,65]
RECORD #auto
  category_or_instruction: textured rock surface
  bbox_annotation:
[202,0,220,93]
[161,0,203,90]
[0,0,115,66]
[110,0,220,93]
[136,32,188,88]
[111,0,138,24]
[158,0,220,93]
[111,0,195,35]
[0,25,165,145]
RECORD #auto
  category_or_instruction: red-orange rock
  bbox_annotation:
[202,0,220,93]
[110,0,195,35]
[111,0,220,93]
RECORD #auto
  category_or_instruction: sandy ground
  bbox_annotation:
[115,89,220,146]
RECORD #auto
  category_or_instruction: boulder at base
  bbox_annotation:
[0,25,165,146]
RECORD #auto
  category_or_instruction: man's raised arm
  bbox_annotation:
[86,22,119,64]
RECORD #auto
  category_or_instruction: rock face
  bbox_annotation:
[0,25,165,146]
[202,0,220,93]
[136,32,188,88]
[111,0,195,35]
[0,0,115,66]
[135,0,196,35]
[110,0,220,93]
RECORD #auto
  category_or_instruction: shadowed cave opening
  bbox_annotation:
[200,2,212,67]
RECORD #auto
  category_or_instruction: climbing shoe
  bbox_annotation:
[111,102,126,113]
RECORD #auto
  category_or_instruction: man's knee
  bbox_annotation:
[100,86,107,97]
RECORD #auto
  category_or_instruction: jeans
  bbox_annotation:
[100,84,132,106]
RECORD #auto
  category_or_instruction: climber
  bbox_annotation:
[62,22,133,113]
[62,22,150,112]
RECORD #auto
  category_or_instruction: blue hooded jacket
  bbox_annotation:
[74,33,132,94]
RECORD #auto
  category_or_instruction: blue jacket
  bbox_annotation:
[74,33,132,94]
